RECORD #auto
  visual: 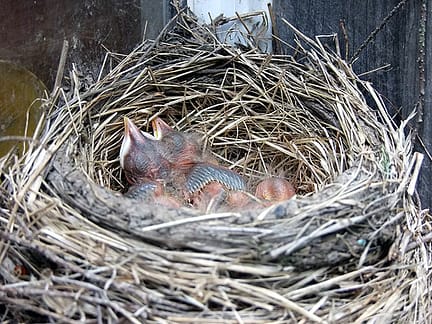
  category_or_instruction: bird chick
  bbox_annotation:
[151,117,206,171]
[124,181,163,199]
[255,177,296,205]
[120,117,170,185]
[185,162,246,194]
[120,116,260,212]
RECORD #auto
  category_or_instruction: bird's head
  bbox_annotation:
[120,117,163,184]
[120,117,156,168]
[152,117,174,140]
[151,117,204,169]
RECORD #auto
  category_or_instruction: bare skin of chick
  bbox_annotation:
[255,177,296,206]
[189,181,264,212]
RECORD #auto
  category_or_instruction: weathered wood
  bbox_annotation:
[417,0,431,210]
[0,0,142,87]
[273,0,430,208]
[274,1,413,115]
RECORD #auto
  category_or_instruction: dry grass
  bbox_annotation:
[0,6,430,323]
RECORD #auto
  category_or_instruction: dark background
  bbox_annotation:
[0,0,429,209]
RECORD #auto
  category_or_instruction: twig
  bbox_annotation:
[349,0,409,63]
[52,40,69,94]
[413,0,427,144]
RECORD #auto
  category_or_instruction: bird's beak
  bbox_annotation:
[120,117,134,168]
[124,117,141,140]
[152,117,172,140]
[120,117,155,168]
[124,117,156,140]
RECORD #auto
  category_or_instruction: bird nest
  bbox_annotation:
[0,9,429,323]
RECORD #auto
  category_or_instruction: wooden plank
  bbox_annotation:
[416,0,431,209]
[273,0,430,208]
[273,0,415,116]
[0,0,142,88]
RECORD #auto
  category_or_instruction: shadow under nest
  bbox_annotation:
[0,9,423,323]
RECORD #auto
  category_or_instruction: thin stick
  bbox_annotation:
[52,39,69,93]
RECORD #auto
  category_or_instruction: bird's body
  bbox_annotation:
[189,181,226,212]
[184,163,263,212]
[125,181,182,208]
[124,181,163,200]
[185,163,246,194]
[152,117,205,171]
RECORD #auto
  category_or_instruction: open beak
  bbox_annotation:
[124,117,142,140]
[151,117,173,140]
[120,117,155,168]
[120,118,132,169]
[124,117,156,140]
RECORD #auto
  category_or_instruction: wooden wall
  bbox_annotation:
[420,0,432,210]
[0,0,142,88]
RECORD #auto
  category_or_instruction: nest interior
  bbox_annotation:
[0,8,429,323]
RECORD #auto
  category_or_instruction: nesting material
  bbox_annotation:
[0,8,429,323]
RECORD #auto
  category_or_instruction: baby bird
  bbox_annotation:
[151,117,205,171]
[120,116,293,212]
[151,118,250,206]
[120,117,170,185]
